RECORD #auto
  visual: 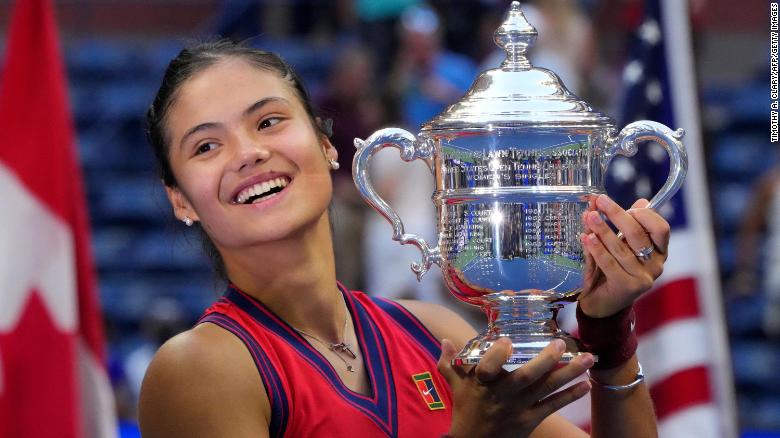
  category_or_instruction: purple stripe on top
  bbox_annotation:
[371,297,442,362]
[198,313,290,438]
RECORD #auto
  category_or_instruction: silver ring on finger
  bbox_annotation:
[634,245,654,261]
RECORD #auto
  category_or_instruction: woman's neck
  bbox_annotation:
[220,213,345,340]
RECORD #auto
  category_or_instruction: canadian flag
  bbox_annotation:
[0,0,116,437]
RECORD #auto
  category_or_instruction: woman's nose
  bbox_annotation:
[233,138,271,172]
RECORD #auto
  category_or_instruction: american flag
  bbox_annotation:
[559,0,737,436]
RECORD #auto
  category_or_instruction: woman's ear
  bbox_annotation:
[321,137,339,163]
[164,185,200,223]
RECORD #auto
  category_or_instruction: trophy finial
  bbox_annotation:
[494,1,537,70]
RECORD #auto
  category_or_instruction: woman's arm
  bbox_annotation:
[139,323,270,438]
[575,195,666,438]
[588,355,654,437]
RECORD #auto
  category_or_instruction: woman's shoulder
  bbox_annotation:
[143,322,255,378]
[138,323,270,437]
[392,299,478,349]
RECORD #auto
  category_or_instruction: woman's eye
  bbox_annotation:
[258,117,282,130]
[195,142,218,155]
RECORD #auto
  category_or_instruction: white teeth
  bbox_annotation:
[234,177,289,204]
[252,192,279,203]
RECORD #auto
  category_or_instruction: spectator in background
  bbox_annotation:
[361,4,477,304]
[389,4,477,129]
[479,0,597,98]
[316,44,388,290]
[355,0,420,75]
[317,44,387,185]
[732,168,780,338]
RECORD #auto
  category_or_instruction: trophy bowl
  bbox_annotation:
[353,1,687,365]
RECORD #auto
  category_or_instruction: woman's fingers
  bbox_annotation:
[579,211,600,287]
[590,195,654,275]
[531,380,592,420]
[437,339,462,383]
[585,210,643,275]
[533,353,594,399]
[581,210,593,234]
[508,339,566,389]
[581,232,653,296]
[474,337,512,384]
[586,194,598,212]
[630,198,650,209]
[581,233,632,282]
[627,206,671,255]
[621,196,670,278]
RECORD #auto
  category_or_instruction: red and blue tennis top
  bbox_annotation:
[198,284,453,437]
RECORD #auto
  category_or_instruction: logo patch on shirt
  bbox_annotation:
[412,371,445,410]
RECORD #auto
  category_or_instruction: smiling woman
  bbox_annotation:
[138,40,663,438]
[161,60,336,252]
[145,42,333,277]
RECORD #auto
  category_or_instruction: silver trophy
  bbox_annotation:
[353,1,687,365]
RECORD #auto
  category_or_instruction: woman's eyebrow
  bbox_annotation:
[179,122,221,150]
[178,97,290,150]
[242,96,290,118]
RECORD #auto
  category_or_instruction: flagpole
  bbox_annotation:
[660,1,738,436]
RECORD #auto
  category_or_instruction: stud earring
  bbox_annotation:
[329,159,340,170]
[183,216,193,227]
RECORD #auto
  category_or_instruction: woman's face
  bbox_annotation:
[164,58,337,250]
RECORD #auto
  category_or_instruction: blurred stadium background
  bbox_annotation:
[0,0,772,436]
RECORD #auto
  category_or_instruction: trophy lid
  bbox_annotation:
[422,1,613,131]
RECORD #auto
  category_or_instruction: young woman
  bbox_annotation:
[139,41,667,437]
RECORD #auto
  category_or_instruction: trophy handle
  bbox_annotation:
[606,120,688,209]
[353,128,442,280]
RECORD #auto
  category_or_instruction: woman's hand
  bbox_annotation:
[578,194,670,318]
[438,338,593,438]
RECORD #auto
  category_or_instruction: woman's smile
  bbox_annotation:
[231,173,292,205]
[229,174,294,215]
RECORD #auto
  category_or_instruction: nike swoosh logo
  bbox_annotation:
[422,387,432,397]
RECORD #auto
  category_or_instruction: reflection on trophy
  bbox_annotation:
[353,1,687,365]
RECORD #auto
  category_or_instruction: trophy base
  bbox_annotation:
[453,331,596,370]
[451,293,596,369]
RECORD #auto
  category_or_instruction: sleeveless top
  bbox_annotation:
[197,284,453,437]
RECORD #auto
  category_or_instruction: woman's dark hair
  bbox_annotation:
[146,39,331,278]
